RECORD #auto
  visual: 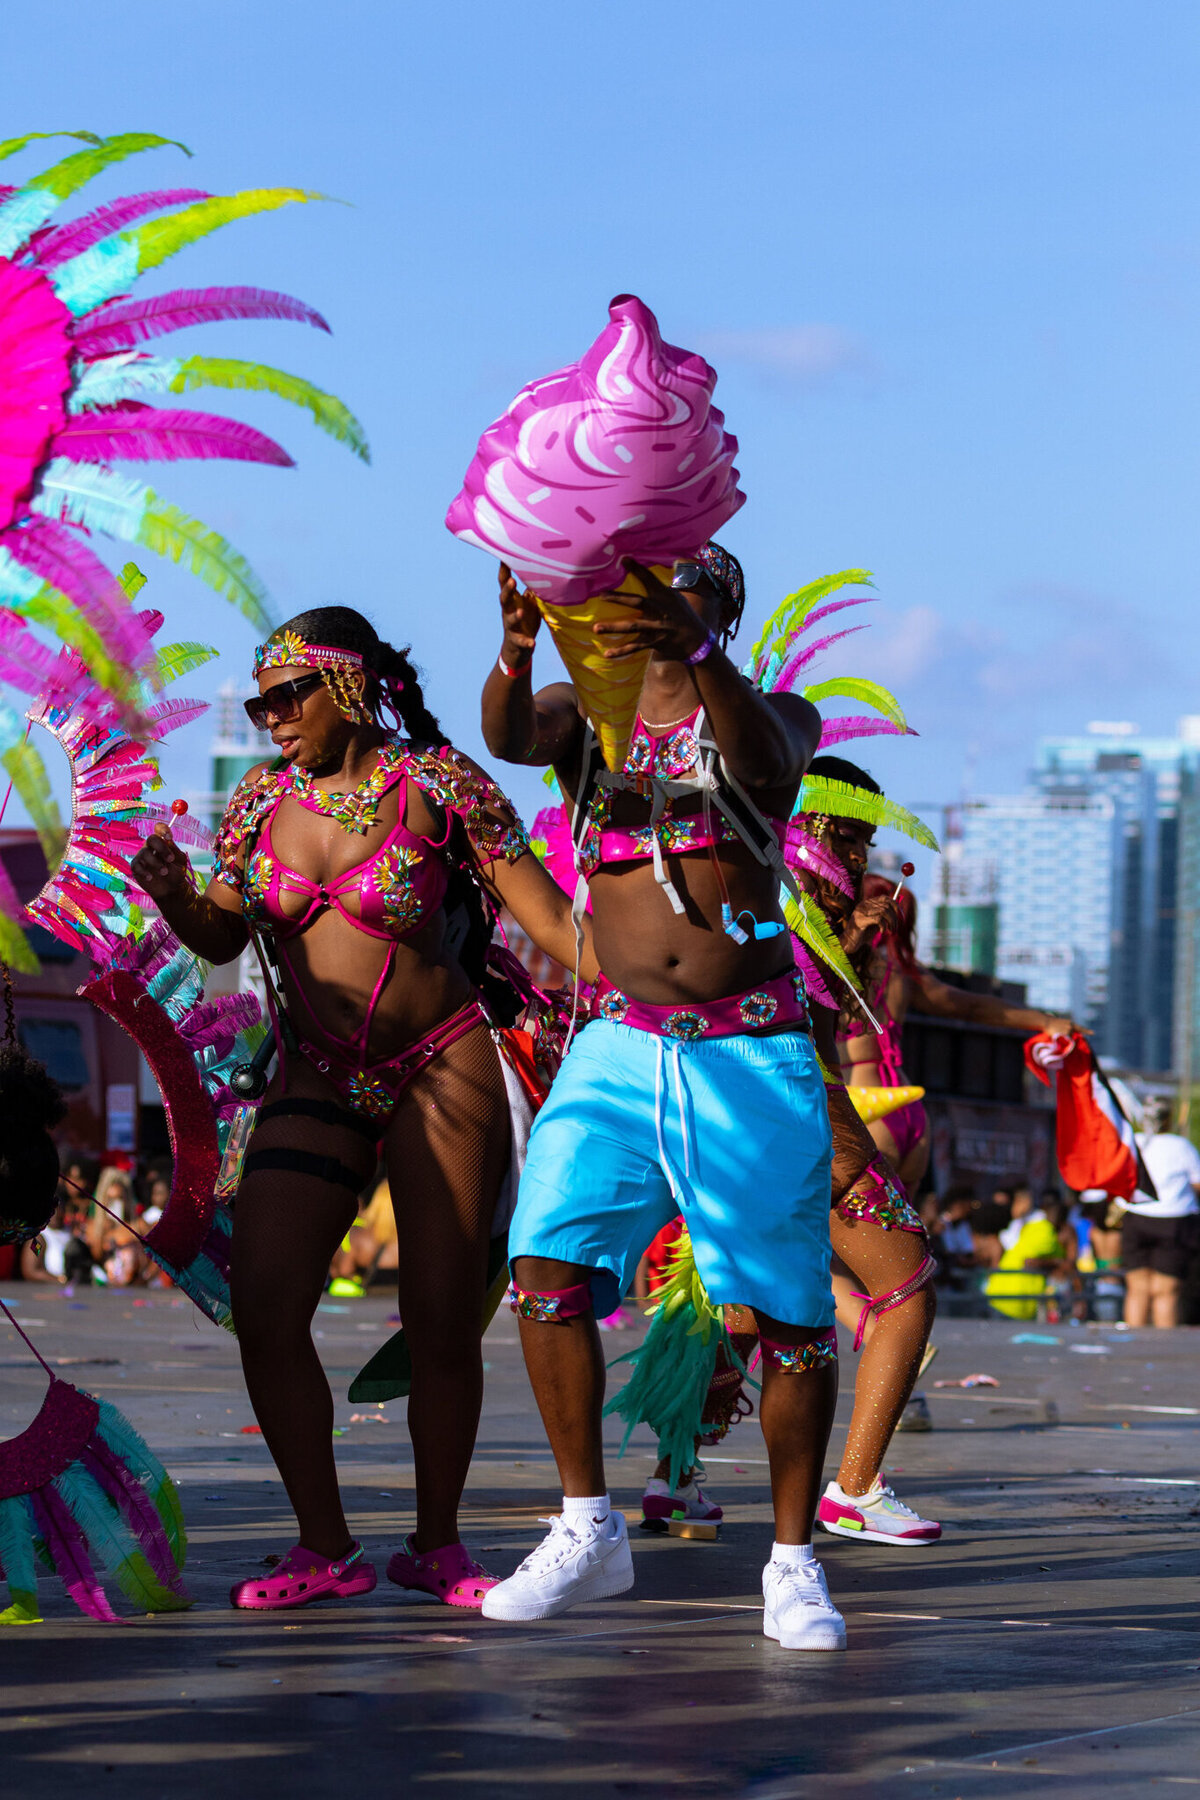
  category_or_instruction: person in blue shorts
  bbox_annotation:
[477,547,881,1652]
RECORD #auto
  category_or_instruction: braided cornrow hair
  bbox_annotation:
[277,606,444,747]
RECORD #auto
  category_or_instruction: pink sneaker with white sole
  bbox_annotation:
[818,1476,941,1544]
[641,1476,723,1526]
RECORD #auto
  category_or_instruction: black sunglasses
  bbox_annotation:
[244,672,325,732]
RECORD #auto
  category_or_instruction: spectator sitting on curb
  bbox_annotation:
[985,1186,1064,1321]
[328,1174,398,1299]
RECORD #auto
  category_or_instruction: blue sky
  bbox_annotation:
[10,0,1200,891]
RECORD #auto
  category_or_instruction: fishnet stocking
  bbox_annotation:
[231,1090,376,1559]
[384,1023,510,1552]
[830,1212,936,1495]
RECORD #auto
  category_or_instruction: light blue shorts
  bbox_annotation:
[509,1019,834,1327]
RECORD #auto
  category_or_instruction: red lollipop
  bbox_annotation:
[170,798,188,817]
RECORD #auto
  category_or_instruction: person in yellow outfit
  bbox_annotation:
[328,1177,399,1298]
[985,1187,1065,1321]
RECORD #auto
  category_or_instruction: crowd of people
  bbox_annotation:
[12,1159,173,1290]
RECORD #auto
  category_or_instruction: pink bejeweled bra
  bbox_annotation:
[577,708,788,878]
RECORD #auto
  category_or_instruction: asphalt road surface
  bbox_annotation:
[1,1283,1197,1798]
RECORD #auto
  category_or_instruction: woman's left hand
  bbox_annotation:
[590,559,712,662]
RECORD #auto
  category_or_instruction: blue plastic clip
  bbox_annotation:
[736,910,786,942]
[721,903,750,945]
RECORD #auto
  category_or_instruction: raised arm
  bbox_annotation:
[480,563,585,768]
[596,559,822,789]
[910,967,1073,1036]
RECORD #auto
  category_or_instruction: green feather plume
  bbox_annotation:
[129,189,318,277]
[168,358,369,461]
[23,132,189,202]
[747,569,875,681]
[13,584,131,701]
[1,739,66,867]
[153,640,218,686]
[137,497,272,629]
[0,130,101,166]
[801,675,907,731]
[798,775,939,850]
[783,889,863,992]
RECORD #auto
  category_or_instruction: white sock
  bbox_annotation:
[563,1493,611,1530]
[772,1541,815,1567]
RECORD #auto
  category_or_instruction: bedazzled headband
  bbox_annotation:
[252,630,365,676]
[697,541,745,610]
[252,631,372,724]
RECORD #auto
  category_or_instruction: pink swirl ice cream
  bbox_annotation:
[445,294,745,606]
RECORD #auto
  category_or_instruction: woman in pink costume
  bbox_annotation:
[839,880,1073,1197]
[800,759,1071,1546]
[132,608,590,1612]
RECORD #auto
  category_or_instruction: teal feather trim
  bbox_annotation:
[95,1399,186,1569]
[54,1465,190,1613]
[0,1495,41,1623]
[603,1235,748,1493]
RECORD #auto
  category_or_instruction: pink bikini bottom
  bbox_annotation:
[293,995,488,1122]
[590,968,810,1041]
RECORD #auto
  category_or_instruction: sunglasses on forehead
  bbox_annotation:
[244,672,326,732]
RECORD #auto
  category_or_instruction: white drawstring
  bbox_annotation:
[651,831,686,915]
[654,1037,693,1197]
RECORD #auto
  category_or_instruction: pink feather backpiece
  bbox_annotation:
[73,285,331,358]
[53,406,294,467]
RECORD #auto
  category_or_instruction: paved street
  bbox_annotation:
[0,1284,1197,1798]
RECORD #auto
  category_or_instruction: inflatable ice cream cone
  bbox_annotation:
[846,1085,925,1124]
[535,565,669,771]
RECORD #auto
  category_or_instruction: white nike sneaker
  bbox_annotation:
[818,1474,941,1544]
[481,1510,634,1621]
[762,1557,846,1651]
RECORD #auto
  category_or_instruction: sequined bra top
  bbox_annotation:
[577,708,788,878]
[212,741,531,941]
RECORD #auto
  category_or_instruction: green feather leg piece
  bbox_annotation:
[0,1495,41,1623]
[746,569,875,684]
[604,1234,745,1493]
[168,358,370,462]
[798,775,939,850]
[783,890,863,993]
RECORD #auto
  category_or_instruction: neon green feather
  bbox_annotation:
[0,908,37,975]
[783,890,863,992]
[152,640,218,686]
[137,497,273,629]
[1,740,66,867]
[747,569,875,677]
[799,775,939,850]
[119,562,148,601]
[169,358,369,461]
[12,584,130,700]
[129,189,318,277]
[801,676,907,731]
[23,132,189,201]
[0,130,101,165]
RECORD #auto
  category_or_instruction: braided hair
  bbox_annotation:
[277,607,443,746]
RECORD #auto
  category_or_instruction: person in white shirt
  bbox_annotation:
[1121,1098,1200,1328]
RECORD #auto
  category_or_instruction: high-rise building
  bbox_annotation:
[950,720,1200,1073]
[950,789,1113,1025]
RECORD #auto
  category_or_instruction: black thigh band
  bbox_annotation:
[241,1147,366,1193]
[255,1098,380,1143]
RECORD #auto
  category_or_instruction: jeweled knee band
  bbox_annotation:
[758,1327,838,1373]
[835,1157,923,1233]
[509,1281,593,1323]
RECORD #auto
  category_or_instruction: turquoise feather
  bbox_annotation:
[0,1494,40,1619]
[54,1464,189,1612]
[95,1399,186,1569]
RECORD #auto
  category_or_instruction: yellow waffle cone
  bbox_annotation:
[535,565,671,771]
[847,1084,925,1124]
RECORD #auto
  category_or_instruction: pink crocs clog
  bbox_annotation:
[386,1535,498,1608]
[230,1541,377,1610]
